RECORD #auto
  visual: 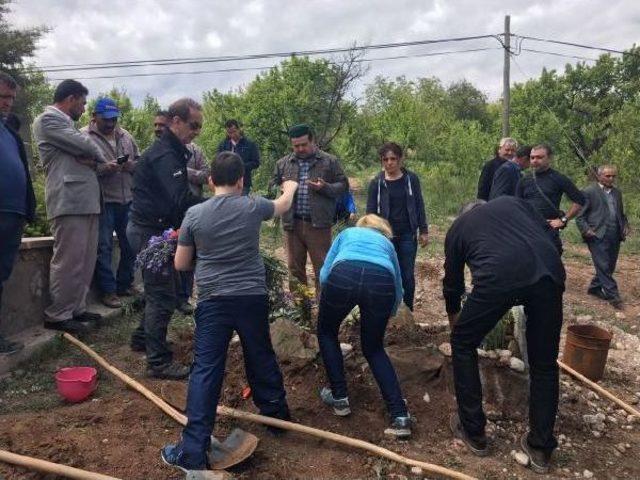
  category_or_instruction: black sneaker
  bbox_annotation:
[74,311,102,323]
[520,432,552,474]
[264,405,291,436]
[44,319,90,335]
[0,336,24,355]
[449,412,489,456]
[320,387,351,416]
[146,362,190,380]
[384,415,412,438]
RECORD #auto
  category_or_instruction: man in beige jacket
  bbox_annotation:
[32,79,107,334]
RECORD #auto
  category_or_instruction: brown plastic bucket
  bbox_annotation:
[562,324,612,382]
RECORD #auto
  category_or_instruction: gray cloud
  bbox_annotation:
[8,0,640,106]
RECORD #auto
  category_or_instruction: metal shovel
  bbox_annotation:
[161,382,259,471]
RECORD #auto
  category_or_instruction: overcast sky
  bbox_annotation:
[7,0,640,107]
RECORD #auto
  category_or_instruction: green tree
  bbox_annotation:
[199,54,366,190]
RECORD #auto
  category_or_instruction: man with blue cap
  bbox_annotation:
[82,97,140,308]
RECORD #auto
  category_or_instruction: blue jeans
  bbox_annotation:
[179,295,288,468]
[95,202,135,294]
[392,232,417,310]
[317,261,407,418]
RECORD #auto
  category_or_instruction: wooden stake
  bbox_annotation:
[63,333,477,480]
[0,448,121,480]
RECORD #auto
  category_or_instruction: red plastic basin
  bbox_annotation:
[55,367,98,403]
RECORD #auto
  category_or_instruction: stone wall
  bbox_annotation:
[0,237,53,337]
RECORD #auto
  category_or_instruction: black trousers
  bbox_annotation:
[127,222,177,367]
[0,213,25,329]
[451,276,563,453]
[587,225,621,299]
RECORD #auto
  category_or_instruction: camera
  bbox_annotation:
[116,154,129,165]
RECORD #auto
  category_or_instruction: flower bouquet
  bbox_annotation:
[135,228,179,275]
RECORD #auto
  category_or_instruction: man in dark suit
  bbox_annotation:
[576,165,629,309]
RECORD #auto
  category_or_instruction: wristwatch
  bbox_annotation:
[561,216,568,226]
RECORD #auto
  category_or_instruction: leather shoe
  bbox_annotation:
[146,362,190,380]
[450,412,489,456]
[44,319,90,334]
[520,432,552,474]
[102,293,122,309]
[73,311,102,323]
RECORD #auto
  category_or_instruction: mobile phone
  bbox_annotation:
[116,154,129,165]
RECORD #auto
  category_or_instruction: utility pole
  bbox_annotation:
[502,14,511,137]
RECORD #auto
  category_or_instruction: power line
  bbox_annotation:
[39,34,498,73]
[516,35,639,58]
[521,48,597,62]
[48,47,501,81]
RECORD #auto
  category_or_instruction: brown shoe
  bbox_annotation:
[102,293,122,309]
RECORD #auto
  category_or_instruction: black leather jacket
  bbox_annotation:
[129,130,201,229]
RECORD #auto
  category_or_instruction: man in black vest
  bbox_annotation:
[576,165,629,309]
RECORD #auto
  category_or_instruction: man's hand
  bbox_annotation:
[281,180,299,195]
[307,178,327,191]
[348,213,358,223]
[584,228,597,239]
[122,159,136,173]
[548,218,565,230]
[419,232,429,248]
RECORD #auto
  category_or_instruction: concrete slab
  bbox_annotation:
[0,326,56,377]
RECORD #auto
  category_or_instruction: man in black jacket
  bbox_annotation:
[576,165,629,309]
[477,137,517,200]
[444,197,565,474]
[0,72,36,354]
[128,98,203,379]
[217,119,260,195]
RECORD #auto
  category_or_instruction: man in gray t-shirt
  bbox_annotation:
[179,194,274,299]
[163,151,298,472]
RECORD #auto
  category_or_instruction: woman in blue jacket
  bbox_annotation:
[366,142,428,311]
[317,214,411,438]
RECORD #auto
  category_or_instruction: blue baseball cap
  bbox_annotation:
[94,97,120,119]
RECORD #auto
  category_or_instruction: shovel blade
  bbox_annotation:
[185,470,234,480]
[209,428,259,470]
[160,383,259,470]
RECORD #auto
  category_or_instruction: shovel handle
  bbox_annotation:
[0,448,121,480]
[63,333,476,480]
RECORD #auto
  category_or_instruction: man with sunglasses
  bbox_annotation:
[515,144,585,255]
[128,98,204,380]
[576,165,629,309]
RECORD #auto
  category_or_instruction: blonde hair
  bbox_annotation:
[356,214,394,239]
